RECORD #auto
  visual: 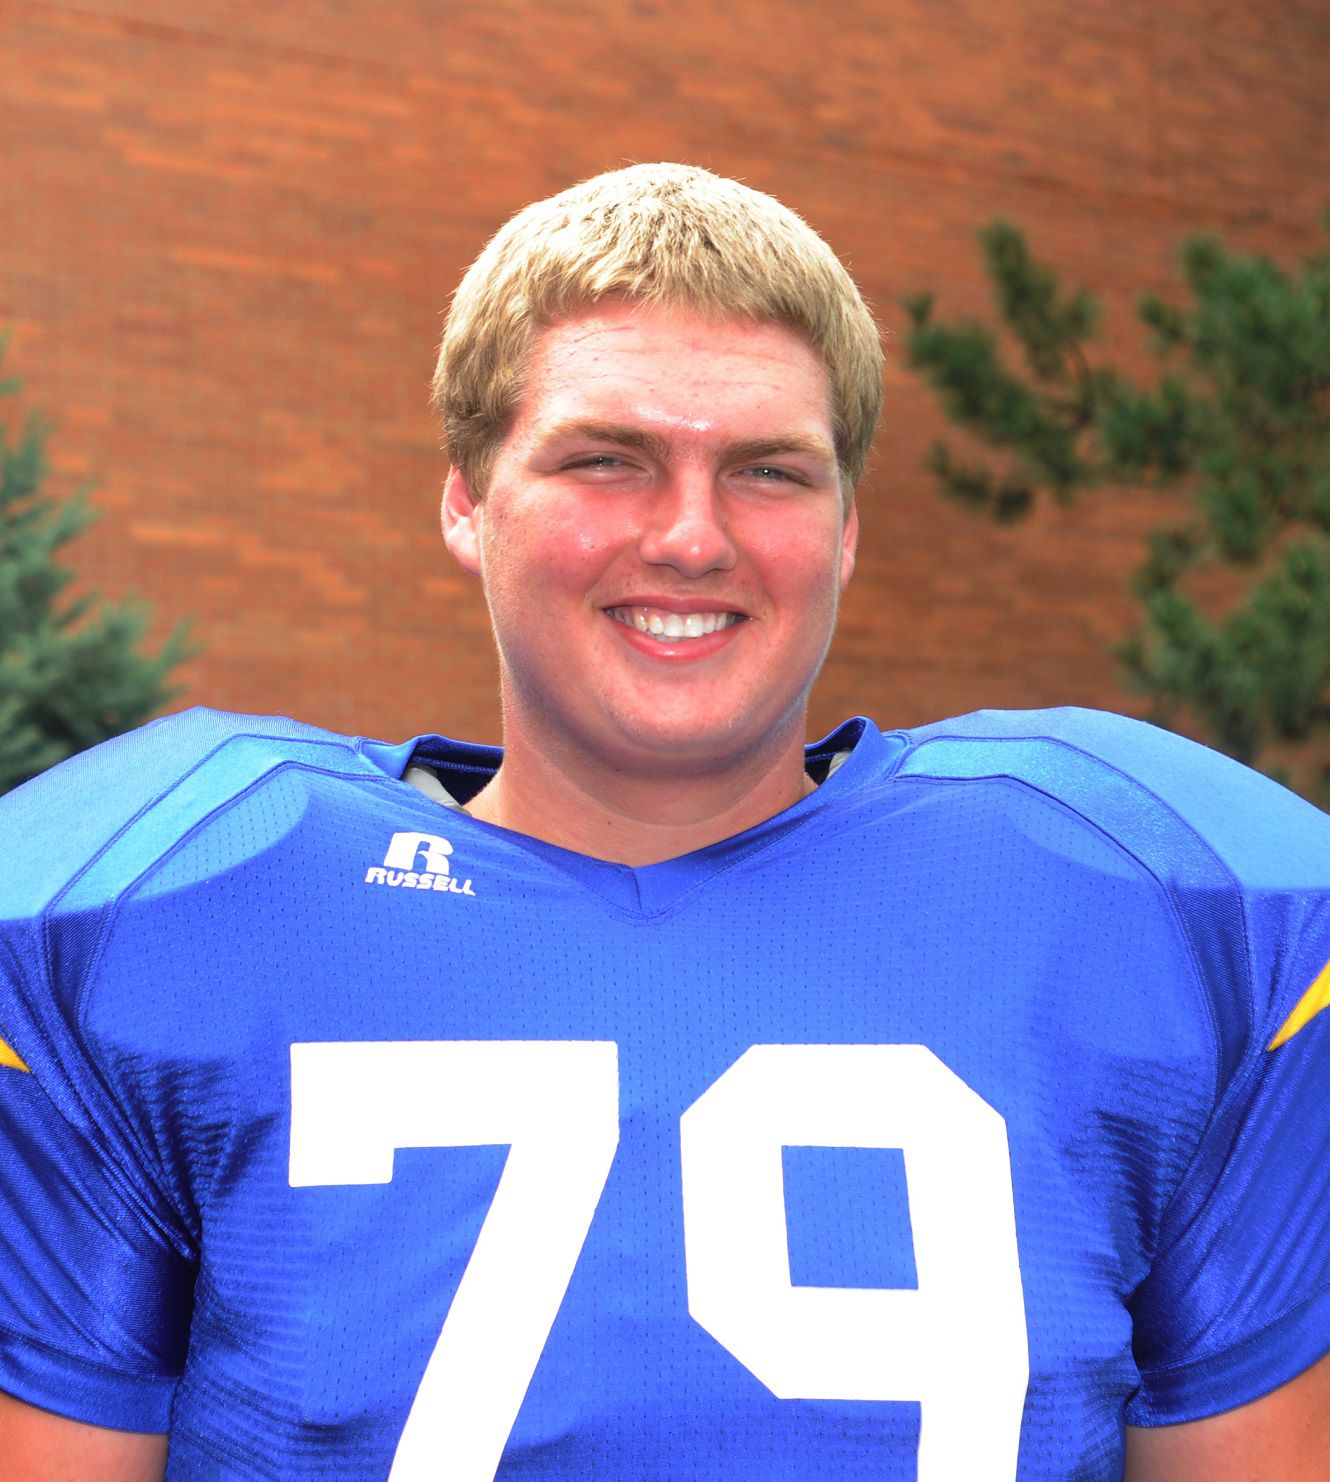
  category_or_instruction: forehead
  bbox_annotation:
[510,300,834,443]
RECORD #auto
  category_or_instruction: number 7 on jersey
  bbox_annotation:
[289,1040,620,1482]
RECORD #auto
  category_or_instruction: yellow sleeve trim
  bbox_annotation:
[0,1036,30,1072]
[1268,954,1330,1051]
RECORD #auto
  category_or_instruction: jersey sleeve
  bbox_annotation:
[0,708,343,1430]
[1051,712,1330,1424]
[908,708,1330,1424]
[0,1055,195,1430]
[1124,897,1330,1425]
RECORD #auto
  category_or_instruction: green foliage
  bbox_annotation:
[903,224,1118,519]
[0,339,192,794]
[905,216,1330,804]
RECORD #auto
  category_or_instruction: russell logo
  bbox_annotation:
[364,831,476,897]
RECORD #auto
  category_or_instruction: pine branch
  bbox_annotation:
[0,340,195,793]
[905,215,1330,804]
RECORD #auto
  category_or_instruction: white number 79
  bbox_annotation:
[290,1041,1028,1481]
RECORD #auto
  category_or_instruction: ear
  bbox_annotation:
[839,498,859,591]
[442,465,483,577]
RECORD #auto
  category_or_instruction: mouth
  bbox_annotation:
[606,606,745,643]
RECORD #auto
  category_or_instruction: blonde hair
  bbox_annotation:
[433,163,883,498]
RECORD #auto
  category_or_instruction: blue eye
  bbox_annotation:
[569,454,627,471]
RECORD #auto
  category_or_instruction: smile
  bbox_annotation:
[607,607,743,642]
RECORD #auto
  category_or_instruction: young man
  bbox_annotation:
[1,164,1328,1480]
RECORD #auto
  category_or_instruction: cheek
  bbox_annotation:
[564,520,619,565]
[746,520,849,604]
[481,501,622,609]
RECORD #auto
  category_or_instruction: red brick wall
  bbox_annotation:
[2,0,1327,745]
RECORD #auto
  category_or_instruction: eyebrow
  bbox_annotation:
[725,434,837,467]
[538,420,837,468]
[539,421,672,462]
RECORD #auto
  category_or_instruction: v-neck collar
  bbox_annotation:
[360,719,904,917]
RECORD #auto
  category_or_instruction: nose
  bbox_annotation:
[637,471,738,578]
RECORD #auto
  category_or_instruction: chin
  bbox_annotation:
[597,702,796,772]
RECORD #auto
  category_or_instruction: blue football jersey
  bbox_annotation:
[1,706,1328,1480]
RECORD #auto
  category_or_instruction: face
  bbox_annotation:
[443,299,858,782]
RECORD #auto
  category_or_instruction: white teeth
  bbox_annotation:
[609,608,740,642]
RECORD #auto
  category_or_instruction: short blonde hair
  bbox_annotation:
[433,163,883,498]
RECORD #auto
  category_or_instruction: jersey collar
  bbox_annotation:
[360,719,904,916]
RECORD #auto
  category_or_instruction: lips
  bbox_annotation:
[606,606,744,642]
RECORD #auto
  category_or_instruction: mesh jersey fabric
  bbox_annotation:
[0,705,1327,1480]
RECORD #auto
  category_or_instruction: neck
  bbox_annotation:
[464,730,816,866]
